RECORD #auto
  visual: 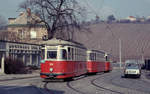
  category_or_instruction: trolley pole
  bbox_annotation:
[119,38,122,69]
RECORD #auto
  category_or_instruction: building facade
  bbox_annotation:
[0,40,41,67]
[7,8,47,40]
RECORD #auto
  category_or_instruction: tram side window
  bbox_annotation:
[106,56,108,61]
[47,51,57,59]
[71,48,74,60]
[68,47,71,60]
[62,49,67,60]
[106,56,110,61]
[41,49,45,60]
[90,53,94,61]
[88,53,90,60]
[94,53,96,61]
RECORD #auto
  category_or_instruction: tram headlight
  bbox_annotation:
[40,60,45,63]
[49,68,53,72]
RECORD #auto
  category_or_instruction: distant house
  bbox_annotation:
[138,17,146,22]
[126,16,137,22]
[7,8,47,40]
[146,16,150,22]
[117,19,130,23]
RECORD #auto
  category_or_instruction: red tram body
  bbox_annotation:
[86,50,105,73]
[40,39,87,79]
[40,39,112,80]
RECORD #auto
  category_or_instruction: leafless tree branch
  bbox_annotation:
[19,0,88,40]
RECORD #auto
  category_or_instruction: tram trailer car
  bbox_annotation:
[104,54,112,72]
[40,39,87,79]
[86,50,105,74]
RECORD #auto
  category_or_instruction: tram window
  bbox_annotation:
[94,53,96,61]
[106,56,108,61]
[62,49,67,59]
[68,47,71,60]
[41,49,45,60]
[75,48,77,61]
[71,48,74,60]
[47,51,57,59]
[90,53,94,60]
[88,53,90,60]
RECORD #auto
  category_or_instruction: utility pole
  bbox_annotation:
[141,48,144,66]
[119,38,122,69]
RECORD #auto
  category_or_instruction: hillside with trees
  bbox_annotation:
[75,23,150,61]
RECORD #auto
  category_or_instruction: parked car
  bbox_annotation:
[124,60,141,78]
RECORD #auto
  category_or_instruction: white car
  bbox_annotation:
[124,63,141,78]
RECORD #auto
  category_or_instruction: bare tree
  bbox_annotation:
[19,0,87,40]
[107,14,116,23]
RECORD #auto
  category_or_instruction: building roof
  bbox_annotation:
[8,9,45,27]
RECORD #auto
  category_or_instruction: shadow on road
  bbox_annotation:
[121,75,140,79]
[48,89,65,94]
[0,85,65,94]
[44,82,65,94]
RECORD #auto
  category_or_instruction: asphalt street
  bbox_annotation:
[45,69,150,94]
[0,69,150,94]
[0,77,47,94]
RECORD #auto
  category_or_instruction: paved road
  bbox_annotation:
[0,69,150,94]
[0,77,47,94]
[45,69,150,94]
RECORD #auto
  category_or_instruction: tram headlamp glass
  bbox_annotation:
[50,68,53,72]
[40,60,45,63]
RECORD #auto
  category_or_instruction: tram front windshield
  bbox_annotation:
[47,51,57,59]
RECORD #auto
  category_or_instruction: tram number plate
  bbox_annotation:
[49,75,54,78]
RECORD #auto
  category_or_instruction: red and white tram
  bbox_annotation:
[86,50,106,73]
[40,38,87,79]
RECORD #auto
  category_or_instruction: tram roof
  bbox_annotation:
[40,38,86,48]
[87,49,105,54]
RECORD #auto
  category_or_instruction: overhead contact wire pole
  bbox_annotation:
[119,38,122,69]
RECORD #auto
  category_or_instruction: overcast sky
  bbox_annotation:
[1,0,150,21]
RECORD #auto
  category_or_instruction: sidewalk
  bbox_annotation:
[0,70,40,81]
[144,70,150,80]
[0,70,50,94]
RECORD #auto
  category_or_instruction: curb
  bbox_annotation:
[142,70,150,83]
[0,75,39,81]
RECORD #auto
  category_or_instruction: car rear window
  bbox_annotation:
[126,64,139,69]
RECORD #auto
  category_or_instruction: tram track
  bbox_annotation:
[66,81,86,94]
[110,74,150,94]
[65,71,123,94]
[45,69,150,94]
[105,70,150,94]
[90,72,123,94]
[65,74,105,94]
